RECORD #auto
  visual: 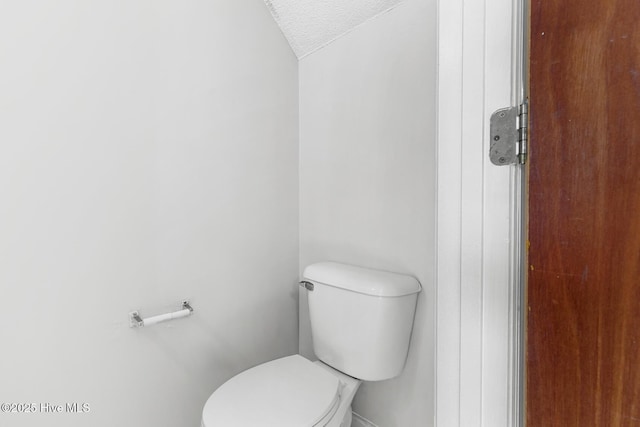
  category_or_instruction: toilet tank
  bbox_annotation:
[303,262,421,381]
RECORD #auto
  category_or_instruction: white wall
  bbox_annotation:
[298,0,437,425]
[0,1,298,426]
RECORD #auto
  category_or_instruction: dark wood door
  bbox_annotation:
[527,0,640,425]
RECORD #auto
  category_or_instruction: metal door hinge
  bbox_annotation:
[490,100,528,165]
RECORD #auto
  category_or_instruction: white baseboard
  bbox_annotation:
[351,412,379,427]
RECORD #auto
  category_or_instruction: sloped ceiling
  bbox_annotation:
[264,0,404,58]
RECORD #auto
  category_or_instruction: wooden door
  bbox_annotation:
[527,0,640,425]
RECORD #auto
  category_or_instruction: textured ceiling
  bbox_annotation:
[264,0,404,58]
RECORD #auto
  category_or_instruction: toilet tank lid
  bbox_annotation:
[303,262,422,297]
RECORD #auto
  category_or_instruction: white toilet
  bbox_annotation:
[201,262,421,427]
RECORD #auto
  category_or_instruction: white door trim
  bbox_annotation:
[435,0,526,425]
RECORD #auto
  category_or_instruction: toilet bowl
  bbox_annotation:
[201,355,360,427]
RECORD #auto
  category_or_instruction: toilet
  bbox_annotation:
[201,262,422,427]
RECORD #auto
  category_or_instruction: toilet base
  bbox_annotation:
[340,408,353,427]
[312,361,361,427]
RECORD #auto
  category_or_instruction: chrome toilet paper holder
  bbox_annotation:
[129,300,194,328]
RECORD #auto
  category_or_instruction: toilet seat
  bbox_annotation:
[202,355,342,427]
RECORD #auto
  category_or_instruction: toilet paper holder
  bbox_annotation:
[129,300,194,328]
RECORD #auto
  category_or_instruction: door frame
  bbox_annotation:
[435,0,527,425]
